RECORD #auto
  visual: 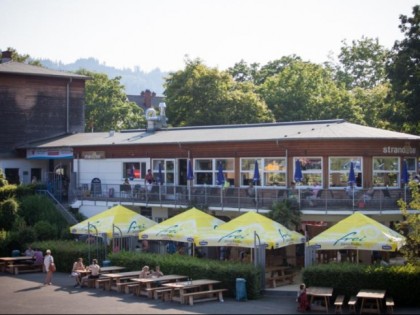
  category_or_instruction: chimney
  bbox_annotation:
[1,51,12,63]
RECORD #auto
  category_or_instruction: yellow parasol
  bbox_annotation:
[307,212,405,251]
[138,207,225,243]
[194,211,305,249]
[69,205,157,238]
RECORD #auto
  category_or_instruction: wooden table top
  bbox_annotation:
[0,256,34,262]
[100,271,142,279]
[162,279,220,289]
[357,289,386,299]
[306,286,333,297]
[130,274,187,283]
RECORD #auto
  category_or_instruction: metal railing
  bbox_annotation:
[37,189,78,224]
[68,184,410,213]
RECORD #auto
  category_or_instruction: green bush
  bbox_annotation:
[108,251,262,299]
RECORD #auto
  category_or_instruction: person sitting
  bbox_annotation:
[23,245,35,264]
[33,248,44,265]
[71,257,86,287]
[151,265,164,277]
[306,182,321,206]
[81,259,100,288]
[296,283,310,312]
[361,187,375,202]
[139,265,151,278]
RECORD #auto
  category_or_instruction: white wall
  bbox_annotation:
[0,158,49,184]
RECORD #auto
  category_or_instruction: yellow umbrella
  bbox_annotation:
[307,212,405,251]
[69,205,157,238]
[138,207,225,243]
[194,211,305,249]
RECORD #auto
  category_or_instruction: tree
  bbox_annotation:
[259,60,361,122]
[1,47,42,66]
[396,180,420,265]
[164,58,274,127]
[332,37,390,90]
[76,69,146,132]
[387,5,420,134]
[0,198,18,231]
[267,200,301,230]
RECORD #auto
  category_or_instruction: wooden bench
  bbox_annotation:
[95,278,111,290]
[182,288,228,306]
[145,286,173,300]
[348,296,357,314]
[386,297,394,314]
[266,272,296,288]
[7,263,43,275]
[334,295,345,314]
[115,281,139,293]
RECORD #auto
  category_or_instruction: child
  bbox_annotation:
[297,283,310,312]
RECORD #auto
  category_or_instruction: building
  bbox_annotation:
[19,110,420,230]
[0,51,89,187]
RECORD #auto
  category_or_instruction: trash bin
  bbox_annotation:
[102,260,111,267]
[11,250,20,257]
[235,278,247,301]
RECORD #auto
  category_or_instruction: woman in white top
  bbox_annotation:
[43,249,54,285]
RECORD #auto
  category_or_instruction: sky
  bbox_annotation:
[0,0,418,73]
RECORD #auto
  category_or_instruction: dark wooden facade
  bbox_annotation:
[0,66,87,155]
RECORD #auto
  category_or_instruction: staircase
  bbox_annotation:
[36,190,78,225]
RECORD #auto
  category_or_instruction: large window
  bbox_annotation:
[240,158,286,187]
[152,159,175,185]
[194,158,234,186]
[123,162,145,180]
[329,157,362,188]
[406,157,417,177]
[372,157,399,188]
[294,157,322,187]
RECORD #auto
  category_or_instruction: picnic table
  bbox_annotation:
[265,266,296,287]
[357,289,386,314]
[162,279,226,305]
[129,274,188,298]
[0,256,38,274]
[306,286,333,313]
[98,271,143,291]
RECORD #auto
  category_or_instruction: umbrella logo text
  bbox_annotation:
[127,221,146,233]
[156,224,179,236]
[334,231,366,246]
[278,228,291,241]
[218,229,246,243]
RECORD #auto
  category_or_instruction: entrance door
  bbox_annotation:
[5,168,20,185]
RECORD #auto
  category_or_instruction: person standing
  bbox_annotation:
[43,249,54,285]
[145,169,154,192]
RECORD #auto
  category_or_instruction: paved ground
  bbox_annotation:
[0,271,419,314]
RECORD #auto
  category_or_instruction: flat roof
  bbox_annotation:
[23,119,420,149]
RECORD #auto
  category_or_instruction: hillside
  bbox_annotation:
[40,57,167,96]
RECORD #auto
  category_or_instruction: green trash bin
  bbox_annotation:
[236,278,247,301]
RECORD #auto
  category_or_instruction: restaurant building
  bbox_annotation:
[20,106,420,232]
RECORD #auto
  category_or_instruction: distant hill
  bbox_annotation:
[40,57,167,96]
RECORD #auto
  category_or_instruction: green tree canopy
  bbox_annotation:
[387,5,420,134]
[76,69,146,132]
[164,58,274,126]
[332,37,390,90]
[259,60,360,122]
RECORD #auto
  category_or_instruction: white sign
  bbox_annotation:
[27,148,73,159]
